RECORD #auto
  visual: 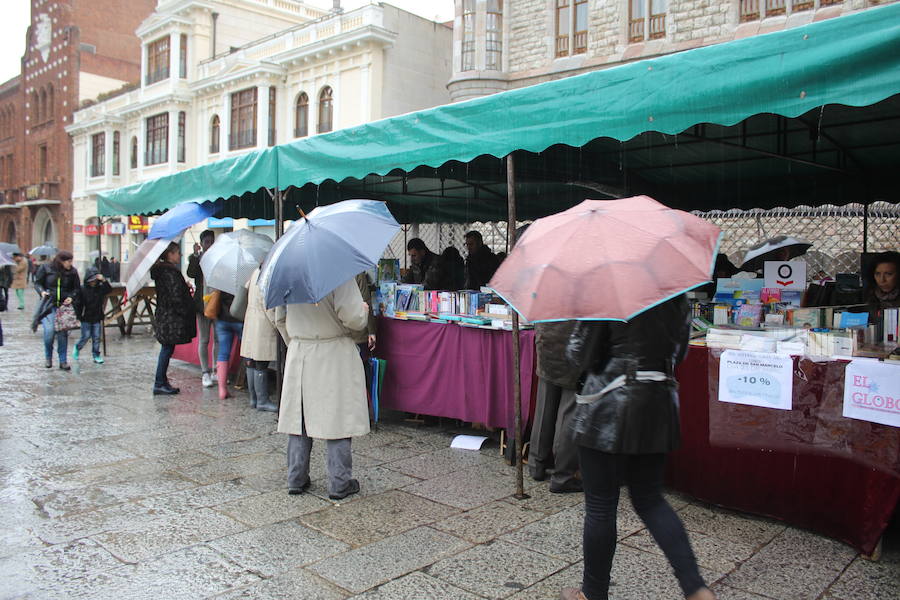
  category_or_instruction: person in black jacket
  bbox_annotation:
[402,238,446,290]
[186,230,218,387]
[73,267,112,364]
[463,230,500,290]
[560,295,714,600]
[33,251,80,370]
[150,242,196,395]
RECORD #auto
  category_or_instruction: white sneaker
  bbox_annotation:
[201,372,213,387]
[210,371,218,383]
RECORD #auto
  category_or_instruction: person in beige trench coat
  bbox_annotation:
[239,268,278,412]
[275,277,369,499]
[11,255,29,310]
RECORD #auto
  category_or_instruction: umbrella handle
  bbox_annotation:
[297,207,307,219]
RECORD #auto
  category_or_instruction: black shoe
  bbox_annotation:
[288,479,311,495]
[58,363,71,371]
[549,479,583,494]
[530,465,548,481]
[256,401,278,413]
[329,479,360,500]
[44,359,52,368]
[153,383,180,395]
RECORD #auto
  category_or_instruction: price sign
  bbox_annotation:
[843,360,900,428]
[718,350,793,410]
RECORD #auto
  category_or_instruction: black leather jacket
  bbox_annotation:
[569,295,691,454]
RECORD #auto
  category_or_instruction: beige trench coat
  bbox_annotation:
[240,269,278,361]
[11,258,28,289]
[276,278,370,439]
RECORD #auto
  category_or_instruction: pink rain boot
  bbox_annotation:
[216,361,230,399]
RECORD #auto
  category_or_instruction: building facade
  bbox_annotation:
[0,0,156,255]
[68,0,452,267]
[448,0,896,101]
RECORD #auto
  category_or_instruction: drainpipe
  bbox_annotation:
[211,12,218,57]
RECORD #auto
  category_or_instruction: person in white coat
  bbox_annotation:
[275,277,370,500]
[239,268,278,412]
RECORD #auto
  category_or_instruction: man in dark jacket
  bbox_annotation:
[463,230,500,290]
[529,320,582,493]
[73,267,112,363]
[186,230,218,387]
[402,238,446,290]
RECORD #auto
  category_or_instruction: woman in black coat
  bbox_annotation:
[561,295,714,600]
[149,242,196,395]
[33,250,81,370]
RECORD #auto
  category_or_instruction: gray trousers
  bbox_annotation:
[197,314,218,373]
[287,433,352,495]
[529,377,579,486]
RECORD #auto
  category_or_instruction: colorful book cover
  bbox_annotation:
[735,304,763,327]
[377,258,400,283]
[395,285,413,312]
[379,281,396,317]
[760,288,781,304]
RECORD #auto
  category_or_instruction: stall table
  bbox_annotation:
[375,317,536,430]
[668,346,900,554]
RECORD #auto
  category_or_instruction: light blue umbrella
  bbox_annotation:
[259,199,399,308]
[148,200,220,239]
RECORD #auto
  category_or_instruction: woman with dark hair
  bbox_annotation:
[33,251,81,370]
[864,251,900,315]
[149,242,196,395]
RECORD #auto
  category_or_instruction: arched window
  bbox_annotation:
[294,92,308,138]
[30,92,39,123]
[210,115,220,154]
[130,136,138,169]
[47,84,54,118]
[317,86,332,134]
[40,89,47,123]
[177,111,186,163]
[112,131,120,176]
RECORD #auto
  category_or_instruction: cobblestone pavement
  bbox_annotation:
[1,299,898,599]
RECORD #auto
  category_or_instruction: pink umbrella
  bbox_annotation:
[489,196,722,322]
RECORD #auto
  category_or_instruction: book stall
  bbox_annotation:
[670,259,900,554]
[371,259,537,431]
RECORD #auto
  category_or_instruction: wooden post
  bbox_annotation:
[506,152,527,500]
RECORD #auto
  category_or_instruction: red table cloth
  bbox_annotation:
[375,317,536,430]
[668,346,900,554]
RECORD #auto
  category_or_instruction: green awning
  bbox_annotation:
[98,3,900,219]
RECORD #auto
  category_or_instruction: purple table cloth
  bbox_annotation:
[375,317,536,430]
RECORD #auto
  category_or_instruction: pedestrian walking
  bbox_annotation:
[561,295,714,600]
[33,251,81,370]
[11,254,28,310]
[239,268,278,412]
[149,242,196,395]
[0,262,11,311]
[73,267,112,364]
[275,278,370,500]
[186,230,219,387]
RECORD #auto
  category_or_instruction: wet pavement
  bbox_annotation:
[1,298,898,599]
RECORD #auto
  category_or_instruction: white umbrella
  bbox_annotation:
[741,235,812,271]
[124,237,178,297]
[200,229,273,295]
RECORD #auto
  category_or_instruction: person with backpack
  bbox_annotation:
[73,267,112,364]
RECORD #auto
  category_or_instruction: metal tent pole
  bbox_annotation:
[274,187,286,408]
[506,152,526,500]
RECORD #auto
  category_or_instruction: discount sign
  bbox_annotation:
[718,350,794,410]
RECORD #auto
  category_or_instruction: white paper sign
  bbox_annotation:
[718,350,794,410]
[842,360,900,428]
[450,435,488,450]
[764,261,807,291]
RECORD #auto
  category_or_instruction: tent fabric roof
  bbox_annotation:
[98,3,900,218]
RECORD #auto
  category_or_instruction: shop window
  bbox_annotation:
[210,115,220,154]
[294,93,308,138]
[146,36,170,85]
[177,111,186,163]
[112,131,120,176]
[90,132,105,177]
[145,113,169,165]
[317,86,333,134]
[629,0,666,43]
[486,0,503,70]
[230,88,257,150]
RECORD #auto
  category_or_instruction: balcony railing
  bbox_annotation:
[573,30,587,54]
[556,35,569,57]
[649,13,666,39]
[628,18,644,42]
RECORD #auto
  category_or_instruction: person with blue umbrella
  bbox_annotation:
[262,200,399,500]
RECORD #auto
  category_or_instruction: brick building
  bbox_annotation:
[448,0,897,101]
[0,0,155,255]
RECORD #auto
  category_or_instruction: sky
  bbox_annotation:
[0,1,454,85]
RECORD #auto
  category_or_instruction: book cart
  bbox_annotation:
[94,7,900,547]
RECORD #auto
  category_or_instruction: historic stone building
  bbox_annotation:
[448,0,896,101]
[0,0,156,254]
[68,0,452,267]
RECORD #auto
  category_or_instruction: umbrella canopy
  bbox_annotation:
[0,242,22,255]
[30,245,57,257]
[148,201,220,240]
[124,237,178,297]
[259,199,399,308]
[200,229,273,296]
[0,252,14,266]
[489,196,722,322]
[740,235,812,271]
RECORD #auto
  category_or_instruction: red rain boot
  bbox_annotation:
[216,361,230,399]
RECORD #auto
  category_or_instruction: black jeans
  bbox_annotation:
[155,344,175,387]
[579,446,705,600]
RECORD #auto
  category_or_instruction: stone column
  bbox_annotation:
[221,92,231,155]
[257,84,270,148]
[168,110,178,171]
